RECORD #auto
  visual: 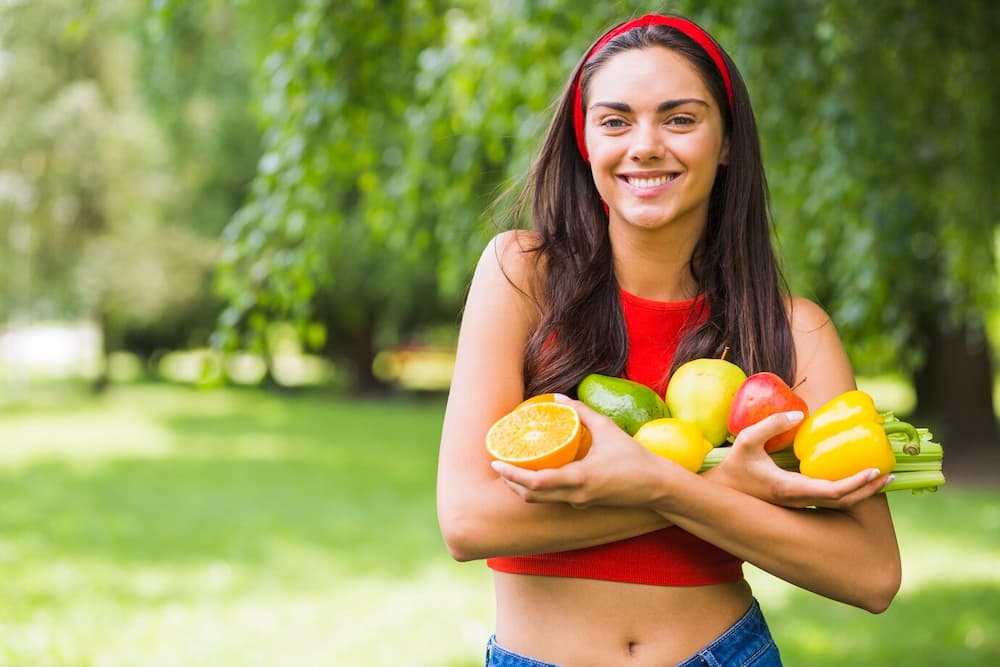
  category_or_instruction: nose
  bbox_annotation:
[628,122,663,162]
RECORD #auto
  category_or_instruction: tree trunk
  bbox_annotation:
[345,314,386,396]
[322,309,388,396]
[91,307,111,394]
[912,312,999,458]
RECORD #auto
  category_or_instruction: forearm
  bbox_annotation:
[436,231,673,560]
[653,470,901,612]
[438,477,668,561]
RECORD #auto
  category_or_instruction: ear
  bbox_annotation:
[719,135,731,166]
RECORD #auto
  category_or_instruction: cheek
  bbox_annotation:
[673,137,727,176]
[583,123,600,161]
[586,144,616,182]
[589,164,613,201]
[584,131,608,165]
[586,136,626,174]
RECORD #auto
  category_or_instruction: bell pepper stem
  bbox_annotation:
[882,420,921,455]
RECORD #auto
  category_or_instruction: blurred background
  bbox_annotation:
[0,0,997,665]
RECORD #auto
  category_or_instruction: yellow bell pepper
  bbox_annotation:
[793,390,919,481]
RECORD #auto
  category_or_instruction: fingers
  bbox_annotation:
[813,469,893,508]
[732,411,804,451]
[490,460,556,489]
[490,460,585,504]
[772,468,892,509]
[552,393,618,435]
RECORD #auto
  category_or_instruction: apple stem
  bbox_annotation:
[720,346,730,361]
[792,376,808,391]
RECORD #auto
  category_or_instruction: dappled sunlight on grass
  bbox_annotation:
[744,485,1000,666]
[890,487,1000,587]
[0,384,995,665]
[0,385,467,665]
[333,564,494,666]
[751,580,1000,666]
[0,412,174,464]
[0,556,494,666]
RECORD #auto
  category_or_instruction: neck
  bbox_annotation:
[610,223,701,302]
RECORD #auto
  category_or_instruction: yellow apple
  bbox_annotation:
[665,357,748,446]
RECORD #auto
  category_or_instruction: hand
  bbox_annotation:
[709,411,892,509]
[490,396,687,510]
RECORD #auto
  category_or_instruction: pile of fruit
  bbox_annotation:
[486,356,945,494]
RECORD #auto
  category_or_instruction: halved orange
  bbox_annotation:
[486,402,584,470]
[516,393,557,408]
[574,426,592,460]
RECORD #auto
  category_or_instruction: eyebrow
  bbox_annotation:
[589,98,710,113]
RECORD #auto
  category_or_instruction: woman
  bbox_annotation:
[437,14,901,666]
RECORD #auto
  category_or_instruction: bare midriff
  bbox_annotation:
[493,572,753,666]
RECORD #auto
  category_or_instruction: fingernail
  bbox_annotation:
[867,468,881,482]
[553,393,571,402]
[883,474,896,488]
[490,461,504,473]
[786,410,804,423]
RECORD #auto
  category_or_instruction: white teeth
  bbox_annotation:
[628,175,676,188]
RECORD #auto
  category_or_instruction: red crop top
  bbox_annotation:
[486,289,744,586]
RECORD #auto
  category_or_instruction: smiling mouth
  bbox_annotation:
[624,174,679,189]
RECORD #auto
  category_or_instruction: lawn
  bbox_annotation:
[0,384,996,666]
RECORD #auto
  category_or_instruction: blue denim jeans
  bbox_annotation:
[485,599,781,667]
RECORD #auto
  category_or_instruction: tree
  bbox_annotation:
[214,0,678,391]
[0,0,199,390]
[215,0,445,392]
[731,0,1000,449]
[218,0,998,453]
[0,0,278,389]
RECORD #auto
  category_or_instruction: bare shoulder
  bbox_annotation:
[459,229,545,350]
[479,229,544,299]
[785,295,835,332]
[784,295,857,410]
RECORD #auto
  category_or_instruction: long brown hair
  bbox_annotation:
[509,19,794,396]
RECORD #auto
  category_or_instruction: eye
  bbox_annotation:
[601,118,628,129]
[666,115,696,127]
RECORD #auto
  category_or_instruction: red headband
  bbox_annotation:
[572,15,734,162]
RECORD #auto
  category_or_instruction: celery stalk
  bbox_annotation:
[881,471,946,493]
[699,437,945,494]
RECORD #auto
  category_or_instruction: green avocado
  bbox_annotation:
[577,373,666,436]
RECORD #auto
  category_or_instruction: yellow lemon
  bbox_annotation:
[633,418,714,472]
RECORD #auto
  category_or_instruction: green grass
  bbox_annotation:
[0,384,996,666]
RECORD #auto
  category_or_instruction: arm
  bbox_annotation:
[661,418,901,613]
[436,231,668,562]
[491,297,902,612]
[701,296,895,508]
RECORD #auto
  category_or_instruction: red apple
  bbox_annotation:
[727,372,809,452]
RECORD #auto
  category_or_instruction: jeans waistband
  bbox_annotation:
[486,598,780,667]
[677,598,781,666]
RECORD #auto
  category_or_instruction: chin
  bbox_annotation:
[615,208,672,230]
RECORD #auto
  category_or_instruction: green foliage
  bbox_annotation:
[216,0,998,391]
[4,0,996,393]
[143,0,298,238]
[734,0,1000,372]
[216,0,450,358]
[214,1,694,359]
[0,0,263,354]
[0,0,149,319]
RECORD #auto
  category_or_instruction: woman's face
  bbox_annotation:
[584,46,729,235]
